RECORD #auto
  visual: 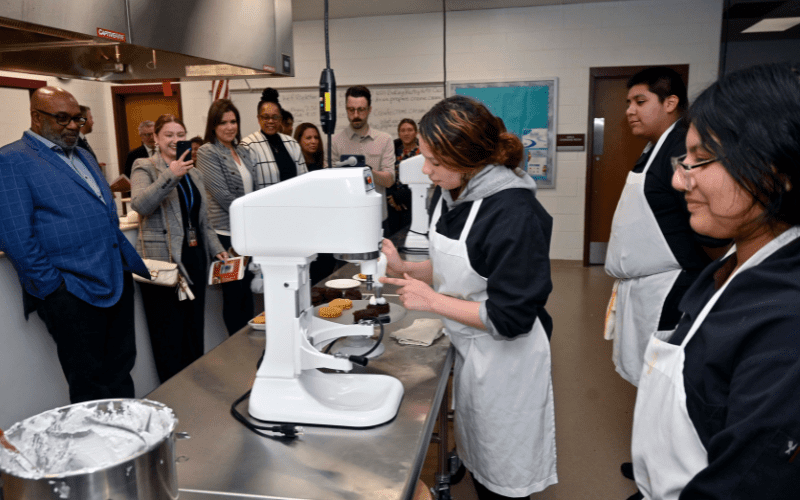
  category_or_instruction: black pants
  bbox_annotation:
[217,234,255,335]
[471,473,530,500]
[35,273,137,404]
[140,244,207,383]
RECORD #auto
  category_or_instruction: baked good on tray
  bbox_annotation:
[343,288,363,300]
[353,308,379,323]
[319,306,343,318]
[367,302,390,315]
[323,287,343,301]
[329,298,353,310]
[311,289,326,306]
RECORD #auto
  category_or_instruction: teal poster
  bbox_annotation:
[452,80,557,188]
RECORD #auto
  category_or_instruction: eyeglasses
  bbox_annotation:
[346,107,369,115]
[671,154,719,190]
[259,114,282,122]
[670,154,719,172]
[36,109,87,127]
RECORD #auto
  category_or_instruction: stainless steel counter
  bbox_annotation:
[146,263,453,500]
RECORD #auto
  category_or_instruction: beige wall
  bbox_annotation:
[182,0,723,260]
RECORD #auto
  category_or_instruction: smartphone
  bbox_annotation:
[176,140,193,162]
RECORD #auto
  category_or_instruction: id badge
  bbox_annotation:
[187,227,198,247]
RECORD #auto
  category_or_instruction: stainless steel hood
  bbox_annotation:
[0,0,293,81]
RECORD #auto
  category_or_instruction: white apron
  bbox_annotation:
[605,122,682,386]
[631,226,800,500]
[429,198,557,497]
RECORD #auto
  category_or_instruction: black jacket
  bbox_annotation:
[669,233,800,499]
[125,145,150,179]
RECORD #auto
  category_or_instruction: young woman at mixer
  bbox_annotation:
[381,95,556,500]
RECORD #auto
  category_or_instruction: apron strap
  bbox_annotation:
[458,199,483,243]
[679,226,800,348]
[642,120,678,175]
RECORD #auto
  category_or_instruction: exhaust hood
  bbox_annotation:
[0,0,293,81]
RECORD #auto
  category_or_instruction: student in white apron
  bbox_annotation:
[381,96,557,500]
[632,62,800,500]
[605,67,729,388]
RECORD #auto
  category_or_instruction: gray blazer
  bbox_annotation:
[130,155,225,265]
[194,141,257,233]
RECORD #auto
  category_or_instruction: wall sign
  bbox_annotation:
[556,134,585,152]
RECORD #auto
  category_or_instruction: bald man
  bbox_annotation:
[0,86,149,404]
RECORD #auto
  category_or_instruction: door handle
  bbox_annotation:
[593,118,605,156]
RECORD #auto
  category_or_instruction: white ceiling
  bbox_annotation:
[292,0,625,22]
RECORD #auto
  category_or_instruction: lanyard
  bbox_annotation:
[176,176,195,227]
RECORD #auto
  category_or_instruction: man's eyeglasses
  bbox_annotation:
[259,114,282,122]
[35,109,87,127]
[670,154,719,172]
[346,107,369,115]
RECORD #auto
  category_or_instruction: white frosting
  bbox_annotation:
[0,399,175,479]
[368,296,386,305]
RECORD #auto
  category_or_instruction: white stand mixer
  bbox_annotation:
[230,167,403,427]
[399,155,433,252]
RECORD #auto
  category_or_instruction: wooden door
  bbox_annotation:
[583,65,689,266]
[111,84,182,176]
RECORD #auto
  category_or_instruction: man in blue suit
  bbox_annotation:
[0,86,149,404]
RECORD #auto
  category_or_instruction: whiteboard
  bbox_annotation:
[230,84,445,141]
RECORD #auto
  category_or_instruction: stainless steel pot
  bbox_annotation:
[0,399,186,500]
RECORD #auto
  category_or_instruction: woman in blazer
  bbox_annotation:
[195,99,258,335]
[131,114,227,384]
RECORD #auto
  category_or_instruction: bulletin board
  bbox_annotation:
[449,79,558,189]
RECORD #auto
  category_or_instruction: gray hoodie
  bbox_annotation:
[440,164,537,210]
[437,163,542,339]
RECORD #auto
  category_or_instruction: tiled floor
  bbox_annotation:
[419,261,639,500]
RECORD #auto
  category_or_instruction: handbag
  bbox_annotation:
[132,211,180,287]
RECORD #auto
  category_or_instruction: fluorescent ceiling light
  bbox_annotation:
[742,17,800,33]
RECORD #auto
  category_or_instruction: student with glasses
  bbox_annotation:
[0,86,149,403]
[239,87,306,190]
[631,61,800,500]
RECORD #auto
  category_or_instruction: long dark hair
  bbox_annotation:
[204,99,241,144]
[419,96,523,177]
[687,62,800,227]
[294,122,324,167]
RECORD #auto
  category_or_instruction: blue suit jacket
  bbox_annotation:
[0,132,148,307]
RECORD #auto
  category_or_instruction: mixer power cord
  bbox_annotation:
[230,390,303,439]
[231,319,384,438]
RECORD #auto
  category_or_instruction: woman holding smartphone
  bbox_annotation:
[131,114,227,383]
[195,99,258,335]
